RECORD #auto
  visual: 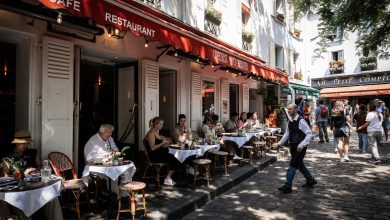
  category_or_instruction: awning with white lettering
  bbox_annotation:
[37,0,288,84]
[320,84,390,97]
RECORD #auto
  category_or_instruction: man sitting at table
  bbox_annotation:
[1,130,63,220]
[84,124,133,184]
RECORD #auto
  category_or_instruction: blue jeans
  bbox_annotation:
[284,146,314,188]
[358,132,368,152]
[317,121,328,141]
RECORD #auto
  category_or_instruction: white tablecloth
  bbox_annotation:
[223,128,281,148]
[0,176,63,217]
[82,162,136,185]
[168,144,220,163]
[222,136,248,147]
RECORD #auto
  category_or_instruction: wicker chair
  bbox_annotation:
[48,152,88,220]
[142,139,167,188]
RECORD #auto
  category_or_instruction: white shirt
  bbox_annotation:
[84,133,118,163]
[366,112,384,133]
[278,114,313,149]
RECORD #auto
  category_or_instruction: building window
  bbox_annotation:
[275,45,284,70]
[329,50,344,74]
[274,0,285,23]
[242,4,253,52]
[293,53,302,80]
[136,0,161,9]
[327,27,343,41]
[202,80,215,117]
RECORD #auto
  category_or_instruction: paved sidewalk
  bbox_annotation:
[183,133,390,220]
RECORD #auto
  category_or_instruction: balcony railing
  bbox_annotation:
[136,0,161,9]
[205,19,220,36]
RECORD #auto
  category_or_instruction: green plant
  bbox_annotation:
[275,105,285,128]
[276,12,285,22]
[242,30,255,42]
[205,7,222,25]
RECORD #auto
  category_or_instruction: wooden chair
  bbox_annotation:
[208,150,228,175]
[193,159,212,186]
[142,139,167,188]
[48,152,88,220]
[240,145,254,163]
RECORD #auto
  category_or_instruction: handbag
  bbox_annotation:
[312,124,318,132]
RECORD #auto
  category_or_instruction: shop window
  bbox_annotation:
[202,80,215,117]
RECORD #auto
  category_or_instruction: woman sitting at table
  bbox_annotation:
[238,112,249,129]
[201,116,213,137]
[145,117,180,186]
[1,130,63,220]
[172,114,189,144]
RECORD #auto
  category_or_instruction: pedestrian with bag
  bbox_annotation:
[315,99,329,143]
[353,104,368,153]
[277,104,316,194]
[331,101,351,162]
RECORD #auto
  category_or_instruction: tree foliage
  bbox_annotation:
[291,0,390,59]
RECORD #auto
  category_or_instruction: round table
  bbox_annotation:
[168,144,220,163]
[82,162,136,185]
[0,176,63,217]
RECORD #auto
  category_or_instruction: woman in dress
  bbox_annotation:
[145,117,180,186]
[172,114,189,144]
[331,101,351,162]
[238,112,248,129]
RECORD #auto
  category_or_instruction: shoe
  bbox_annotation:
[319,140,324,144]
[339,158,344,162]
[344,156,350,162]
[278,185,292,194]
[233,154,243,160]
[302,179,317,188]
[369,159,381,164]
[325,139,329,143]
[362,151,367,153]
[164,178,176,186]
[334,149,338,153]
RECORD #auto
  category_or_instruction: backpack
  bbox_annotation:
[320,106,328,118]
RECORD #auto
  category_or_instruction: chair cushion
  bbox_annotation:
[253,141,266,145]
[119,181,146,191]
[210,150,229,156]
[242,145,254,149]
[64,179,86,190]
[193,159,212,165]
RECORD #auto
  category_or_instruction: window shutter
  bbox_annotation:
[242,84,249,112]
[190,72,202,132]
[220,78,230,122]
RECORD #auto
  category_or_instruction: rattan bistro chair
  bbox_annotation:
[48,152,89,220]
[142,139,167,188]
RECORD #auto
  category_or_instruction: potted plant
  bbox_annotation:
[294,71,302,80]
[276,12,285,23]
[359,56,377,71]
[242,30,255,43]
[329,59,345,74]
[293,28,301,37]
[205,7,222,25]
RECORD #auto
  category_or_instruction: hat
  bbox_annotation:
[374,99,383,103]
[11,130,33,144]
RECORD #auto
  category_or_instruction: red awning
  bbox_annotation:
[38,0,288,84]
[320,84,390,97]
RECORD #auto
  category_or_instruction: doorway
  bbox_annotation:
[229,84,239,115]
[0,42,16,158]
[159,70,176,137]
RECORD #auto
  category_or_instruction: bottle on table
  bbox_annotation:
[41,160,52,182]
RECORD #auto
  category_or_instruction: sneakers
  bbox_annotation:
[163,178,176,186]
[369,159,381,164]
[339,157,344,163]
[233,154,243,160]
[319,140,324,144]
[334,148,338,153]
[278,185,292,194]
[325,139,329,143]
[302,179,317,188]
[344,155,350,162]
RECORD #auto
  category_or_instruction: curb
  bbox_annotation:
[146,147,290,220]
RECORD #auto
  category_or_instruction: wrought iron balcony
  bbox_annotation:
[205,18,220,36]
[242,40,252,52]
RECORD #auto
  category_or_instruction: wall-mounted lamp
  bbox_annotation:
[56,12,62,24]
[3,63,7,76]
[144,36,149,48]
[98,74,101,86]
[105,25,127,39]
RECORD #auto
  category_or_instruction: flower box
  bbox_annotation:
[275,12,285,23]
[329,59,345,74]
[242,30,255,43]
[294,71,302,80]
[205,7,222,26]
[293,28,301,38]
[359,56,377,71]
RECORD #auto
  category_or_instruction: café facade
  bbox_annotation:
[311,71,390,106]
[0,0,288,172]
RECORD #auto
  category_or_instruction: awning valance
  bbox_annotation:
[37,0,288,84]
[283,84,320,96]
[320,84,390,97]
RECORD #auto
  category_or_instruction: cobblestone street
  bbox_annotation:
[183,133,390,220]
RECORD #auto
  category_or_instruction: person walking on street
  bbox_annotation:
[331,101,351,162]
[315,99,329,143]
[358,102,383,164]
[353,104,368,153]
[304,102,312,128]
[381,102,389,143]
[277,104,316,194]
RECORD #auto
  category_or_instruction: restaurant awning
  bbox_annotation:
[37,0,288,84]
[282,83,320,97]
[320,84,390,97]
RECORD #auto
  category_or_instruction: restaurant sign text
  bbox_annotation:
[311,72,390,89]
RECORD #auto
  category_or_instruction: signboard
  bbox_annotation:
[311,71,390,89]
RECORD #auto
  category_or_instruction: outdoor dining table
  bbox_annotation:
[0,176,63,217]
[81,161,136,185]
[168,144,220,163]
[222,127,282,148]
